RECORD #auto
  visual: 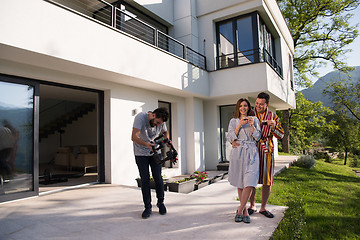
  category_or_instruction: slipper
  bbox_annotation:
[235,210,243,222]
[259,210,274,218]
[243,215,251,224]
[248,208,257,215]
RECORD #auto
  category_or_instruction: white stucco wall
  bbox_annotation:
[133,0,174,26]
[0,0,209,98]
[108,82,187,185]
[0,0,296,189]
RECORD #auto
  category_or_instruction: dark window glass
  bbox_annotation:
[158,101,175,168]
[216,12,281,76]
[218,20,235,68]
[0,81,34,195]
[219,105,236,162]
[236,16,254,63]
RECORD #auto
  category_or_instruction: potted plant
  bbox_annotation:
[136,174,168,191]
[191,171,209,190]
[167,176,196,193]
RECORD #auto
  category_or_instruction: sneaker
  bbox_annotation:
[142,207,152,219]
[157,203,167,215]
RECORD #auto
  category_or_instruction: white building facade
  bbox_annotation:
[0,0,295,202]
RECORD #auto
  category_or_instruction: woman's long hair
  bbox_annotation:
[234,98,254,118]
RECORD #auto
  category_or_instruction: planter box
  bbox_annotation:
[136,178,168,191]
[167,179,196,193]
[194,180,209,191]
[209,175,222,184]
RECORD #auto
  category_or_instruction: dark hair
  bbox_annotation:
[257,92,270,104]
[153,107,169,122]
[234,98,252,118]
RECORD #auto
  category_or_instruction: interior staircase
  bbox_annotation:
[39,103,95,141]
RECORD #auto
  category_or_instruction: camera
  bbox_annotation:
[262,121,268,125]
[150,134,178,165]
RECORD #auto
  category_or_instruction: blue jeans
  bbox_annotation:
[135,155,164,209]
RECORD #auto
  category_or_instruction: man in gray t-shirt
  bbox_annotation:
[131,107,169,219]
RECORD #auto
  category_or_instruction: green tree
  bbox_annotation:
[278,0,359,87]
[323,76,360,164]
[324,77,360,120]
[322,110,359,164]
[277,0,359,152]
[277,92,334,154]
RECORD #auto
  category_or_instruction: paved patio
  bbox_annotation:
[0,155,298,240]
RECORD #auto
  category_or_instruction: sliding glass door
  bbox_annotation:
[0,75,38,202]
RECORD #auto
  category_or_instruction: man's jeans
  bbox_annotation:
[135,155,164,209]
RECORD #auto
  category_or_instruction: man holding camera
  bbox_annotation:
[131,107,169,219]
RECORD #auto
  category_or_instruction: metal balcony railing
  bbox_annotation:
[217,48,283,78]
[263,49,282,77]
[47,0,206,70]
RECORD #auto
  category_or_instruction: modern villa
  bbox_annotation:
[0,0,295,203]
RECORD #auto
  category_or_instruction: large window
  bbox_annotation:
[219,105,236,162]
[158,101,176,168]
[0,78,37,200]
[216,12,282,77]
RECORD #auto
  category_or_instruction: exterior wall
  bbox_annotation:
[0,0,295,190]
[196,0,295,109]
[185,97,205,173]
[204,96,244,170]
[0,58,192,185]
[108,82,186,185]
[0,0,208,97]
[133,0,175,26]
[197,0,263,72]
[173,0,199,51]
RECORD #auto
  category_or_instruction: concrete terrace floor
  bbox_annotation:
[0,155,298,240]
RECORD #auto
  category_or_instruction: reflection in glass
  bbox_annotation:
[0,81,34,195]
[220,105,236,162]
[218,20,235,68]
[236,16,254,63]
[158,101,175,168]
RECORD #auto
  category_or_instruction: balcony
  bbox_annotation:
[216,48,283,78]
[48,0,206,70]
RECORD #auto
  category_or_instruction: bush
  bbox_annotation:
[294,155,316,169]
[349,155,360,168]
[314,151,331,162]
[270,198,306,240]
[352,149,360,155]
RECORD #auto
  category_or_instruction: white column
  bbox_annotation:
[185,97,205,173]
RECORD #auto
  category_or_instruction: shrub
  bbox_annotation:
[314,151,331,162]
[294,155,316,169]
[349,155,360,168]
[270,198,306,240]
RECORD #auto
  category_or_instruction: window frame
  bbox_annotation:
[215,11,281,77]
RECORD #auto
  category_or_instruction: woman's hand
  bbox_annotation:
[239,117,249,127]
[235,117,249,135]
[248,117,254,126]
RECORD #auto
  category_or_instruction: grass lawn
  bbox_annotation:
[258,159,360,239]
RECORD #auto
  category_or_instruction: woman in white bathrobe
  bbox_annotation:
[227,98,261,223]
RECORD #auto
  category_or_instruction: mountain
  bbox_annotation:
[0,101,22,110]
[302,66,360,107]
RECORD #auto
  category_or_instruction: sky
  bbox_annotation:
[0,82,33,108]
[316,6,360,79]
